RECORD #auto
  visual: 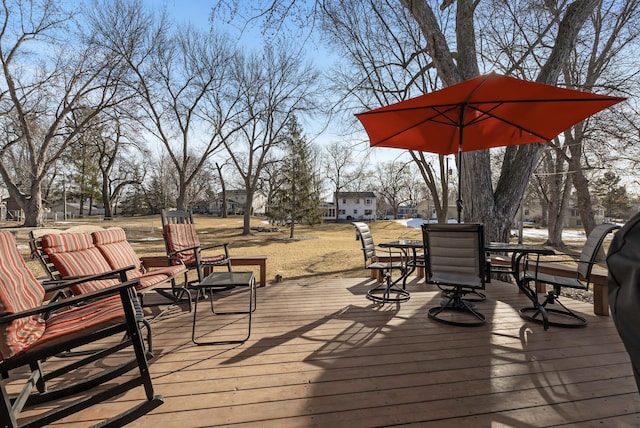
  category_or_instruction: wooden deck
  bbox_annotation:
[18,277,640,427]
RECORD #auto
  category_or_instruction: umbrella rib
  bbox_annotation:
[466,103,558,141]
[367,105,461,147]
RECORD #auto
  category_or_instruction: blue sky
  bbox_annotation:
[159,0,212,27]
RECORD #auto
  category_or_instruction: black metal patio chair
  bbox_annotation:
[422,223,487,327]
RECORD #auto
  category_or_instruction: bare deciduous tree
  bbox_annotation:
[0,0,130,226]
[89,0,243,211]
[323,141,368,221]
[222,40,320,235]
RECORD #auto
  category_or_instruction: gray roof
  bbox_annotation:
[336,192,376,198]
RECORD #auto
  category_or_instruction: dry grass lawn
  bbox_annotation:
[3,215,570,285]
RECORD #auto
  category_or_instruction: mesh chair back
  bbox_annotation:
[422,223,485,289]
[577,223,621,280]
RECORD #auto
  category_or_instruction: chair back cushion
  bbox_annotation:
[92,228,145,280]
[40,232,118,294]
[422,223,485,289]
[353,222,376,263]
[163,223,200,264]
[0,231,46,360]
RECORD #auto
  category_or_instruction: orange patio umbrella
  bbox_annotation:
[355,72,625,221]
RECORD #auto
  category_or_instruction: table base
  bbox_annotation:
[191,272,256,346]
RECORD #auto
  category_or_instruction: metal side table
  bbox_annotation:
[191,271,256,345]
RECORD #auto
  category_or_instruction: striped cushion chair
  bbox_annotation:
[40,231,119,295]
[162,217,232,284]
[91,227,187,290]
[0,231,162,427]
[92,227,188,311]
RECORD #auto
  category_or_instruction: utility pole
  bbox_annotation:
[63,173,67,220]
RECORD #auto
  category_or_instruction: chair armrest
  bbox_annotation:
[42,266,135,293]
[200,242,230,251]
[168,245,200,258]
[140,256,179,268]
[0,278,140,324]
[200,243,231,258]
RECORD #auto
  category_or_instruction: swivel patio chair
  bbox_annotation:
[518,223,620,330]
[0,231,162,427]
[353,222,409,303]
[422,223,487,327]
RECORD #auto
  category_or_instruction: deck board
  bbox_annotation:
[15,277,640,427]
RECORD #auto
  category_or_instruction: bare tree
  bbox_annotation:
[398,0,601,242]
[88,0,245,211]
[93,114,146,218]
[223,40,320,235]
[323,141,366,221]
[376,159,413,219]
[0,0,130,226]
[480,0,640,246]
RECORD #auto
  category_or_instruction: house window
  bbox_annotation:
[524,209,529,216]
[342,198,346,204]
[339,209,346,215]
[365,209,372,215]
[353,209,358,215]
[365,199,372,205]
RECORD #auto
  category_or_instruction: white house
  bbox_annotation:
[326,191,377,221]
[209,190,268,216]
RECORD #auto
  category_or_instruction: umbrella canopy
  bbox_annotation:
[355,73,625,222]
[355,72,625,155]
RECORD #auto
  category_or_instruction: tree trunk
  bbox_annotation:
[242,187,254,235]
[402,0,600,243]
[103,179,113,219]
[216,163,228,218]
[567,131,596,236]
[176,178,187,211]
[547,184,572,247]
[23,183,44,227]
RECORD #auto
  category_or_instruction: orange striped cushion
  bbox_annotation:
[163,224,200,264]
[0,231,46,361]
[40,232,117,294]
[200,255,226,264]
[92,228,145,280]
[32,298,125,351]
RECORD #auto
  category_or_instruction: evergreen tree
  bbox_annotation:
[270,116,323,238]
[594,172,632,220]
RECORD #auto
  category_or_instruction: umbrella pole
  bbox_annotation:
[456,117,464,223]
[456,145,462,223]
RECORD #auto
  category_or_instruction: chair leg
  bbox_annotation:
[519,291,587,329]
[367,270,410,303]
